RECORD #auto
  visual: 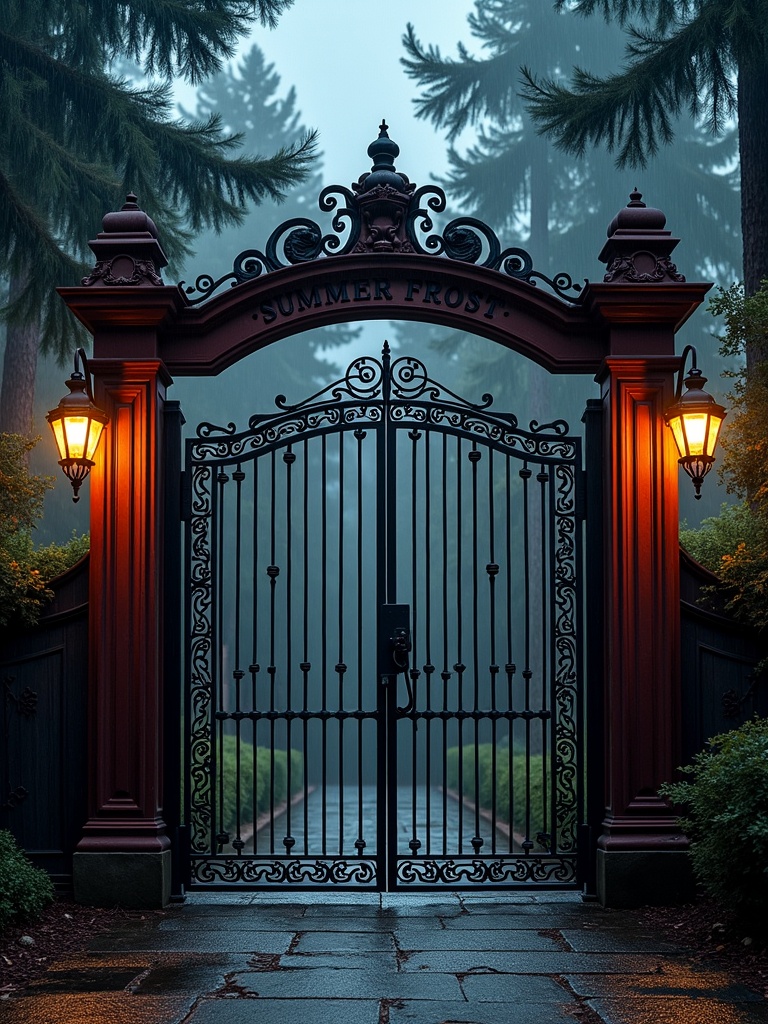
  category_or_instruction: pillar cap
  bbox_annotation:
[598,189,684,284]
[83,193,168,286]
[101,193,159,238]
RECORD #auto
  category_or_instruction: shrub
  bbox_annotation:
[446,743,545,838]
[660,717,768,928]
[218,736,304,835]
[0,433,89,632]
[0,829,54,931]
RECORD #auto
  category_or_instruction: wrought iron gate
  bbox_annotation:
[184,345,584,890]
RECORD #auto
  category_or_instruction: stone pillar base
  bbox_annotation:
[597,848,695,908]
[73,851,171,908]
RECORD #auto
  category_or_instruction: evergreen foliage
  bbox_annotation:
[680,282,768,638]
[177,42,359,404]
[402,0,740,277]
[0,433,88,630]
[0,829,54,931]
[660,717,768,929]
[0,0,316,355]
[521,1,768,308]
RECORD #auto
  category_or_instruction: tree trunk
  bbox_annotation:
[0,271,40,437]
[528,132,551,272]
[737,62,768,371]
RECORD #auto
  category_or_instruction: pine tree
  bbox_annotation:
[180,43,324,281]
[0,0,316,434]
[521,1,765,362]
[179,43,360,401]
[402,0,740,280]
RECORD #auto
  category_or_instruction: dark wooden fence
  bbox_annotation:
[0,556,88,890]
[680,548,767,765]
[1,548,764,889]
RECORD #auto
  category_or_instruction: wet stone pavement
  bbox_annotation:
[1,892,766,1024]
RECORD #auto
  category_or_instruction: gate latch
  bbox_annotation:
[391,626,411,672]
[380,603,411,678]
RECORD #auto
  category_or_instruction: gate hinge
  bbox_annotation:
[180,471,192,522]
[575,468,588,521]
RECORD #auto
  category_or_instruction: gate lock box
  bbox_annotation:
[380,604,411,677]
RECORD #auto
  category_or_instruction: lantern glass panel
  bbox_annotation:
[84,419,105,461]
[681,412,709,456]
[705,415,723,458]
[51,418,67,461]
[668,415,687,458]
[63,415,90,460]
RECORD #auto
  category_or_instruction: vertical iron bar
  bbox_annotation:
[356,428,365,856]
[233,464,245,855]
[269,450,277,856]
[375,376,388,887]
[384,344,399,889]
[540,467,551,853]
[456,434,464,856]
[424,429,432,858]
[488,449,498,856]
[507,458,514,856]
[441,433,449,858]
[470,441,481,855]
[410,429,420,861]
[303,440,310,857]
[251,458,260,856]
[338,429,345,856]
[521,462,532,852]
[506,456,515,855]
[216,467,228,852]
[284,446,295,855]
[321,434,328,858]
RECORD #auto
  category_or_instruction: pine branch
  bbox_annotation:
[555,1,694,32]
[521,6,737,168]
[401,22,520,140]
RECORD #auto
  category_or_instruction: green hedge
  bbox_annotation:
[0,829,53,932]
[218,737,303,835]
[660,717,768,929]
[446,744,546,838]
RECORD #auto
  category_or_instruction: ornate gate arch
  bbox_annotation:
[59,124,710,907]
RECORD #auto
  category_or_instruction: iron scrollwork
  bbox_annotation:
[185,343,583,889]
[180,124,582,305]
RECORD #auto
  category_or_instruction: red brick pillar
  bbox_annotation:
[58,196,181,906]
[584,191,711,905]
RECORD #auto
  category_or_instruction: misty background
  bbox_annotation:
[21,0,739,545]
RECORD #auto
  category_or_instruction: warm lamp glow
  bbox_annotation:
[664,346,726,499]
[47,349,109,502]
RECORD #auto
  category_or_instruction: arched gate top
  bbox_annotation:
[59,123,711,376]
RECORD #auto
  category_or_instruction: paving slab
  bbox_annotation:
[458,973,573,1003]
[292,929,395,952]
[559,927,681,953]
[388,999,576,1024]
[394,927,559,951]
[279,951,399,969]
[187,998,381,1024]
[87,929,295,953]
[398,950,678,974]
[2,892,763,1024]
[232,966,465,1000]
